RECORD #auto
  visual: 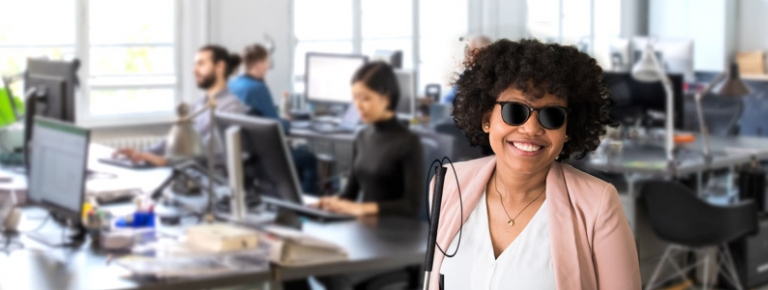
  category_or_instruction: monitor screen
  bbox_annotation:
[27,116,90,221]
[305,53,367,104]
[603,72,685,129]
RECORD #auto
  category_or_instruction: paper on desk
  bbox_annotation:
[117,237,270,279]
[263,225,348,266]
[115,253,269,279]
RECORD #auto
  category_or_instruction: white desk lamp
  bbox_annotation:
[693,62,752,162]
[632,42,675,167]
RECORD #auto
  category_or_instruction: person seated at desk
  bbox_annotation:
[316,62,424,217]
[228,44,290,131]
[441,35,492,105]
[114,45,248,166]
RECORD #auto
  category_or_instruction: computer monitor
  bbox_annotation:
[631,37,694,82]
[23,58,80,173]
[27,116,90,224]
[603,72,685,129]
[215,113,303,204]
[372,50,403,69]
[25,58,79,122]
[394,69,416,118]
[608,39,631,72]
[305,52,368,104]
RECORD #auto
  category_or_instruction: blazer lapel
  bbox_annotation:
[430,156,496,289]
[546,162,584,289]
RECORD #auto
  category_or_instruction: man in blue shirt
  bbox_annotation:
[228,44,290,131]
[229,44,318,194]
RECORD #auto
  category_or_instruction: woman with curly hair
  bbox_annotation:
[430,39,640,289]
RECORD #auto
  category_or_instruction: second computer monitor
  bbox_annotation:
[25,58,79,122]
[603,72,684,129]
[305,52,368,104]
[215,113,304,205]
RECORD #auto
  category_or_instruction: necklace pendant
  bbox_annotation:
[507,219,514,226]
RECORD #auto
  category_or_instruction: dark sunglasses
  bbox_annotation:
[496,102,570,130]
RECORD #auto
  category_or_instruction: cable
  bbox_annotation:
[15,213,51,234]
[424,156,464,258]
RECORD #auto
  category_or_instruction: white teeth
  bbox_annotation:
[512,142,542,152]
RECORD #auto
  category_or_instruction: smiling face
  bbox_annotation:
[482,87,569,175]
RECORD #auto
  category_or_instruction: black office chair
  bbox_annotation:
[642,181,758,290]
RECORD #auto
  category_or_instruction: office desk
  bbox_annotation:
[2,143,430,289]
[273,217,428,282]
[579,134,768,177]
[0,208,273,290]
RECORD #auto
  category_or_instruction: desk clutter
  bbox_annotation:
[76,197,349,280]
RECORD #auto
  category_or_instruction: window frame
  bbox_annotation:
[75,0,182,127]
[291,0,467,96]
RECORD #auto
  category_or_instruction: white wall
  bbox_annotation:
[468,0,528,41]
[209,0,293,105]
[179,0,210,104]
[738,0,768,52]
[649,0,737,72]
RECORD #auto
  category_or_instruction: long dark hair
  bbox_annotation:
[351,61,400,111]
[200,45,242,78]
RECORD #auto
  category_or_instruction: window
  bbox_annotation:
[361,0,413,69]
[527,0,622,68]
[292,0,468,95]
[418,0,467,93]
[292,0,354,82]
[0,0,76,96]
[85,0,177,119]
[0,0,178,125]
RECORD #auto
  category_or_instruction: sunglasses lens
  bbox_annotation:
[501,103,530,126]
[539,107,568,129]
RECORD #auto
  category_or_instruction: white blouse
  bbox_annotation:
[439,191,556,290]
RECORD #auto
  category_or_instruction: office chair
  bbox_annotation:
[642,181,758,290]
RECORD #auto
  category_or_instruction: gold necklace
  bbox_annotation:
[493,172,545,226]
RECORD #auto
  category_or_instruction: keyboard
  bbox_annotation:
[98,157,154,169]
[261,196,355,222]
[310,122,354,134]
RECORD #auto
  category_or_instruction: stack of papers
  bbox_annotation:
[263,225,348,266]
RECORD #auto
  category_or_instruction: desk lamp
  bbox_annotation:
[160,99,219,222]
[632,42,675,166]
[694,62,752,162]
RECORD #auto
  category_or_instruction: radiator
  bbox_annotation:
[96,136,165,150]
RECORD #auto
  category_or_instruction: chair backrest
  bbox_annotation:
[641,181,758,247]
[417,132,454,221]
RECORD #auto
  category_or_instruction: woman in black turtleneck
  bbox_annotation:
[317,62,424,218]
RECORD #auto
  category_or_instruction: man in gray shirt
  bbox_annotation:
[115,45,247,166]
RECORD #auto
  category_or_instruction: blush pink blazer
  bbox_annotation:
[429,156,641,289]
